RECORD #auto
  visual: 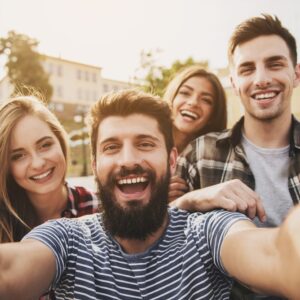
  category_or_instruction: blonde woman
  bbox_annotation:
[0,95,98,243]
[164,65,227,201]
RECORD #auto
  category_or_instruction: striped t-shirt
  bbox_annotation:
[25,208,247,300]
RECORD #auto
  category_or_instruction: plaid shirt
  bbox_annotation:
[176,116,300,204]
[62,183,99,217]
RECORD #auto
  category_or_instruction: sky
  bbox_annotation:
[0,0,299,82]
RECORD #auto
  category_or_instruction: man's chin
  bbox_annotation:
[98,168,171,240]
[121,200,146,209]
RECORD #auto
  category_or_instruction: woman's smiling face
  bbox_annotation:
[172,76,215,139]
[9,114,66,198]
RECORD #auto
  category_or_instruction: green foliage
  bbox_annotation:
[0,31,53,102]
[136,50,209,97]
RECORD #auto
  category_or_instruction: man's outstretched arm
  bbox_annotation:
[0,239,56,300]
[221,205,300,298]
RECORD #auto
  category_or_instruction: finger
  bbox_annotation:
[245,199,257,219]
[169,178,189,191]
[224,193,248,213]
[170,175,187,185]
[229,183,261,218]
[169,183,189,193]
[216,197,238,212]
[237,193,262,220]
[255,197,266,223]
[169,179,189,191]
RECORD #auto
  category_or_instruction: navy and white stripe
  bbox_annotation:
[25,209,248,300]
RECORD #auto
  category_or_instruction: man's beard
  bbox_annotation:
[97,165,170,240]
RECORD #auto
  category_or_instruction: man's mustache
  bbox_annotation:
[118,164,146,177]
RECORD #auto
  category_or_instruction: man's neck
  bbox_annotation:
[115,216,169,254]
[243,113,292,148]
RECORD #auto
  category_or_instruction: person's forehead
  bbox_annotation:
[232,35,291,66]
[97,114,162,141]
[11,115,53,145]
[182,76,214,92]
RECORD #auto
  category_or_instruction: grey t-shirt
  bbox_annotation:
[242,135,293,227]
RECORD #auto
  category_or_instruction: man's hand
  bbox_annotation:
[170,179,266,222]
[168,175,189,202]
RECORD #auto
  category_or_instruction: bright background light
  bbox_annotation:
[0,0,299,81]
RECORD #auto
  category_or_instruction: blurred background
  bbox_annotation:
[1,0,299,179]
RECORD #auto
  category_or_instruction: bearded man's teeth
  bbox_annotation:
[118,177,147,185]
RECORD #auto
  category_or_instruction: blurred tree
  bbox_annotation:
[134,49,209,97]
[0,31,52,102]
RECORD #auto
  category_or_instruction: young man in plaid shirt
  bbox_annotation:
[173,14,300,228]
[172,14,300,300]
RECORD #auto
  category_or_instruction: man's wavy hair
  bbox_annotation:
[228,14,297,66]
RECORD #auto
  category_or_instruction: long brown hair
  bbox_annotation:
[0,96,69,242]
[164,65,227,138]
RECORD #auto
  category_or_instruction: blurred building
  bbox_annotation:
[0,55,133,115]
[1,57,300,128]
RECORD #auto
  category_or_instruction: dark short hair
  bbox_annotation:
[89,89,174,161]
[228,14,297,66]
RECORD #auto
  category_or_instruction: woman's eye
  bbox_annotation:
[178,90,190,96]
[11,153,25,161]
[202,98,213,105]
[41,142,52,149]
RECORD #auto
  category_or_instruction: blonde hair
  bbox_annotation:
[164,65,227,136]
[0,95,69,242]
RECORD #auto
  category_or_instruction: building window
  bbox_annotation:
[57,86,63,97]
[85,90,90,101]
[113,85,118,92]
[103,84,108,93]
[77,70,81,80]
[92,73,97,82]
[57,65,62,77]
[77,88,82,100]
[85,71,89,81]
